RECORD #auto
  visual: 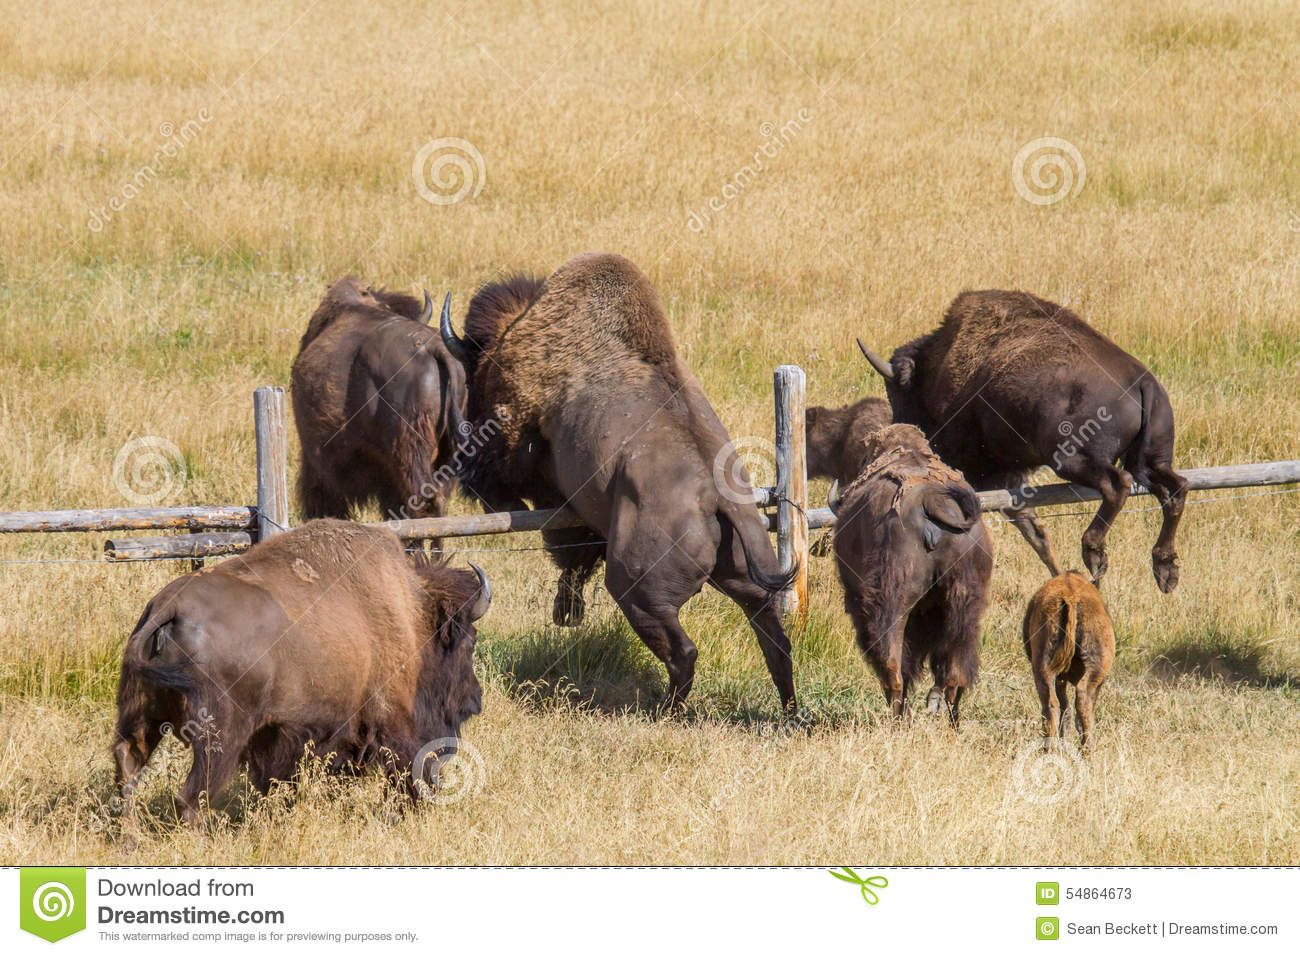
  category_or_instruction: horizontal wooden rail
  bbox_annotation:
[0,505,257,534]
[104,531,253,562]
[806,460,1300,531]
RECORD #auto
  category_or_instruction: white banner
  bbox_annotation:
[7,867,1294,953]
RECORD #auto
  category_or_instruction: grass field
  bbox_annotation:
[2,0,1298,864]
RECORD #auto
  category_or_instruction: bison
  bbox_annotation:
[439,252,798,713]
[806,397,892,486]
[830,424,992,726]
[1022,571,1115,752]
[291,278,467,542]
[113,519,489,827]
[857,290,1188,592]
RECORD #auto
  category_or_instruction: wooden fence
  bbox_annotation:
[3,378,1299,624]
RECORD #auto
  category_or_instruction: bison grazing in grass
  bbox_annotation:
[440,251,798,714]
[113,519,488,827]
[857,289,1188,592]
[291,278,467,539]
[805,397,892,486]
[1022,571,1115,752]
[831,424,992,726]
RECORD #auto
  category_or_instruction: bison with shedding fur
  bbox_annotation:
[831,424,992,726]
[440,252,798,713]
[113,519,488,828]
[858,289,1187,591]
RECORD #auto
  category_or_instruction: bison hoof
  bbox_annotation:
[926,688,944,715]
[809,534,832,557]
[552,591,586,627]
[1153,551,1180,593]
[1082,545,1108,585]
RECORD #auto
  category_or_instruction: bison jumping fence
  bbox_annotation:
[2,376,1299,623]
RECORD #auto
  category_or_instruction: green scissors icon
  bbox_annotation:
[828,867,888,905]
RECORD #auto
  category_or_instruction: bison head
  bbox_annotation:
[417,562,490,744]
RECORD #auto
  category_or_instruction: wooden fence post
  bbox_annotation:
[773,365,808,623]
[254,386,289,541]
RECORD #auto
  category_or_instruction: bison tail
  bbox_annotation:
[919,483,980,550]
[718,500,797,594]
[1046,596,1078,675]
[121,609,202,715]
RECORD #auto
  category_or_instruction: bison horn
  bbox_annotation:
[417,290,434,324]
[827,479,842,514]
[857,338,895,382]
[439,292,471,361]
[467,562,491,621]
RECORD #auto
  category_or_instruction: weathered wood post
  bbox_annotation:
[773,365,809,622]
[254,386,289,541]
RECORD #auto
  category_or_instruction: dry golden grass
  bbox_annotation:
[1,0,1298,864]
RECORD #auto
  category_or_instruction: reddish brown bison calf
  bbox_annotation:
[113,519,488,827]
[1022,571,1115,751]
[831,424,993,725]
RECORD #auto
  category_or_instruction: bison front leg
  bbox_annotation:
[545,527,604,627]
[1003,507,1062,577]
[1063,463,1132,586]
[175,710,250,828]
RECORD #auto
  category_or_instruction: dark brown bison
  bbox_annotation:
[857,290,1188,592]
[113,519,488,826]
[291,278,467,540]
[439,252,798,713]
[831,424,992,726]
[806,397,892,485]
[1022,571,1115,752]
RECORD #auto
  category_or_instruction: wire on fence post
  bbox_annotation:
[254,386,289,541]
[774,365,809,623]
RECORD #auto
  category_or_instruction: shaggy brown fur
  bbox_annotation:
[445,252,798,713]
[859,289,1188,592]
[832,424,992,726]
[113,519,487,828]
[806,397,892,485]
[290,277,467,544]
[1022,571,1115,751]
